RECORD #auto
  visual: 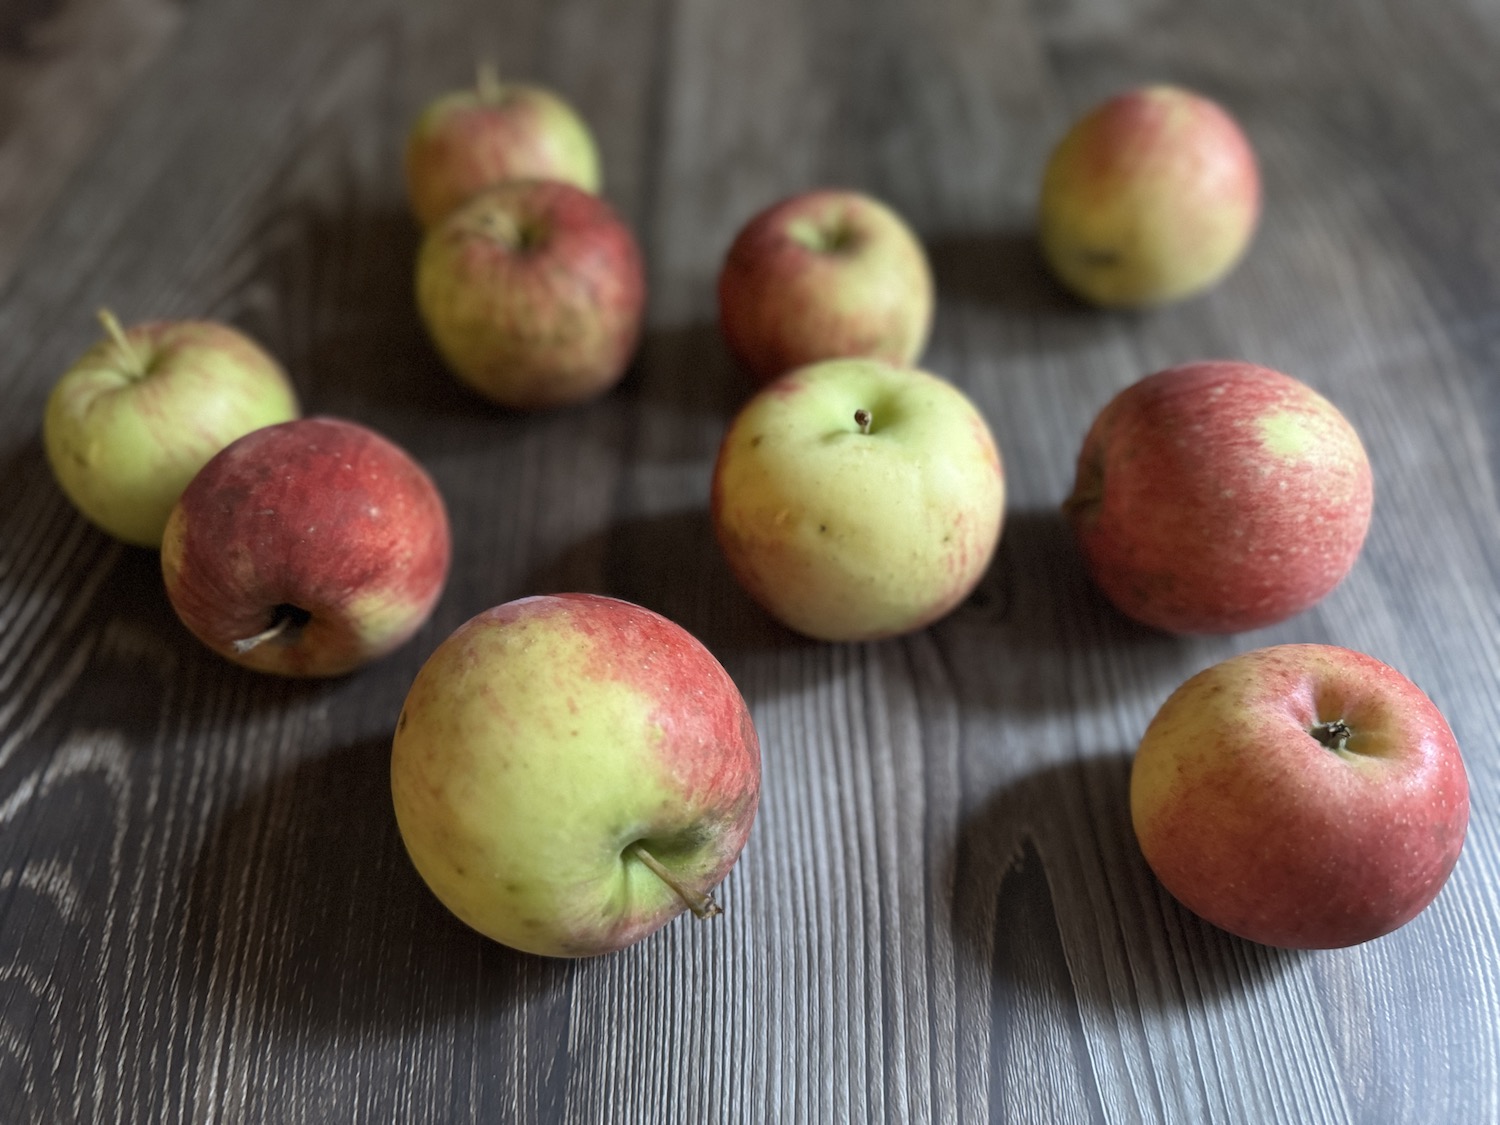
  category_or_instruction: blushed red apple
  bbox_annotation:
[1064,361,1372,634]
[391,593,762,958]
[161,416,451,677]
[1132,644,1469,949]
[416,179,646,410]
[718,189,934,386]
[1039,85,1260,308]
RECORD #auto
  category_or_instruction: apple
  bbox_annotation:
[415,179,646,410]
[390,593,762,958]
[717,189,934,386]
[42,310,300,548]
[1039,85,1260,308]
[1132,644,1470,949]
[161,416,451,678]
[1064,360,1372,634]
[711,357,1004,642]
[404,65,601,229]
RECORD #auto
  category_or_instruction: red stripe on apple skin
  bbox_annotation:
[162,417,451,676]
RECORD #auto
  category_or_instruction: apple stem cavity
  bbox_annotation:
[97,308,146,378]
[231,603,312,654]
[628,841,722,920]
[1311,718,1353,753]
[855,408,872,435]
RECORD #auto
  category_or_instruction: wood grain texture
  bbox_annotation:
[1,0,1499,1121]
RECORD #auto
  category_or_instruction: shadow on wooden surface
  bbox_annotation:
[927,227,1089,316]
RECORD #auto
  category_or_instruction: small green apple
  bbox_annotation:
[43,311,300,548]
[711,357,1005,641]
[391,593,762,958]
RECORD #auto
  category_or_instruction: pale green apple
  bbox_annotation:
[711,358,1005,641]
[391,593,762,958]
[43,312,300,548]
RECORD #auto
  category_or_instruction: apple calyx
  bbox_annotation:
[231,603,312,654]
[627,841,722,920]
[1310,718,1353,753]
[97,308,147,379]
[854,408,873,435]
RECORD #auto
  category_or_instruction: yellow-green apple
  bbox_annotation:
[42,311,300,548]
[404,66,601,229]
[711,357,1004,641]
[1039,85,1260,308]
[390,593,762,958]
[161,417,451,677]
[1132,644,1469,949]
[1064,361,1372,634]
[415,179,646,410]
[717,189,934,386]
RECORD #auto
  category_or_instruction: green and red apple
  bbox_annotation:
[1132,644,1469,949]
[43,311,300,548]
[161,416,451,677]
[391,593,762,958]
[404,66,601,229]
[712,357,1004,642]
[1064,360,1372,634]
[1039,85,1260,308]
[717,189,934,386]
[416,179,646,410]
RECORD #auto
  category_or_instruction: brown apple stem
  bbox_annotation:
[476,60,503,101]
[628,842,722,920]
[1311,718,1353,752]
[97,308,145,377]
[231,615,294,654]
[854,408,872,435]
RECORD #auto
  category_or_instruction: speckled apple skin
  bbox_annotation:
[717,189,934,386]
[1065,361,1372,634]
[44,320,300,547]
[404,81,600,228]
[416,180,646,410]
[391,593,762,958]
[1132,644,1470,949]
[161,417,451,678]
[1039,85,1260,308]
[711,358,1004,642]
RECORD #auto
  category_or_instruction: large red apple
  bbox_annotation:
[404,67,601,229]
[415,179,646,410]
[717,189,934,386]
[1039,85,1260,308]
[1132,644,1469,949]
[391,593,762,958]
[1064,361,1372,634]
[161,417,451,677]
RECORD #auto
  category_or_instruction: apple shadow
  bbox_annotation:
[179,736,570,1043]
[926,227,1093,317]
[613,319,753,425]
[947,752,1296,1023]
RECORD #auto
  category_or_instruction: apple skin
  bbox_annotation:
[717,189,934,386]
[1064,361,1372,634]
[390,593,762,958]
[415,179,646,410]
[1132,644,1470,949]
[43,317,300,548]
[1039,85,1260,308]
[711,357,1004,642]
[404,75,601,229]
[161,417,451,678]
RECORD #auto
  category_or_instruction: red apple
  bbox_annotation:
[404,67,601,229]
[1064,361,1372,634]
[1132,644,1469,949]
[1039,85,1260,308]
[161,417,451,677]
[391,593,762,958]
[717,189,934,386]
[415,179,646,410]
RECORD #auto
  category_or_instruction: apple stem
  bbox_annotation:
[855,408,872,435]
[1311,718,1353,753]
[97,308,145,377]
[476,60,503,102]
[628,842,722,920]
[231,616,294,654]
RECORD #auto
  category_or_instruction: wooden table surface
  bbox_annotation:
[3,0,1499,1121]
